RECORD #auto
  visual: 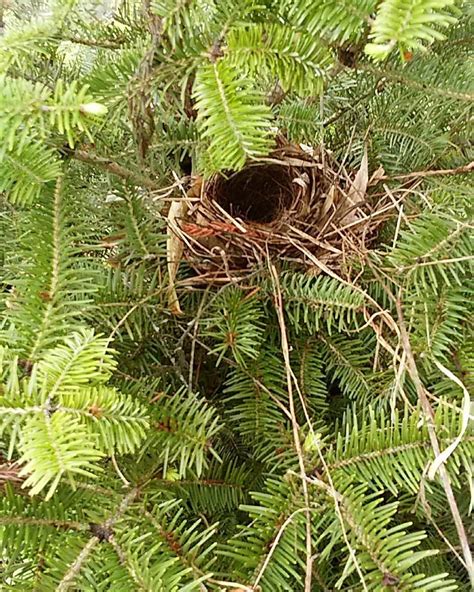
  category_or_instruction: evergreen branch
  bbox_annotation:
[319,333,372,399]
[0,516,86,531]
[252,506,316,590]
[28,178,67,359]
[38,330,116,396]
[144,388,221,477]
[204,286,265,366]
[142,507,210,583]
[279,272,365,334]
[18,411,104,499]
[56,536,100,592]
[0,77,106,149]
[1,174,95,356]
[226,23,333,95]
[365,0,458,59]
[60,36,125,49]
[109,536,156,591]
[283,0,376,43]
[357,64,474,101]
[193,60,274,171]
[388,214,471,291]
[126,197,152,257]
[1,2,472,589]
[222,478,310,589]
[328,436,474,471]
[152,476,242,489]
[0,141,62,204]
[57,487,141,591]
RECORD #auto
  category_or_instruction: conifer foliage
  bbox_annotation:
[0,0,472,590]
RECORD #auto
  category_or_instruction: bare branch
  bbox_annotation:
[377,161,474,183]
[69,149,161,190]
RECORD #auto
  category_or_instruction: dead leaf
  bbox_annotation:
[428,360,471,480]
[368,164,385,185]
[341,145,368,224]
[167,200,188,315]
[187,175,203,198]
[320,185,337,220]
[99,232,125,248]
[292,173,309,189]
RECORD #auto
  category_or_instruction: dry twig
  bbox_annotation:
[269,263,314,592]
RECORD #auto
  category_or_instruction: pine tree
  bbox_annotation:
[0,0,472,590]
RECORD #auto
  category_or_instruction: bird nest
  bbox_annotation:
[171,138,390,283]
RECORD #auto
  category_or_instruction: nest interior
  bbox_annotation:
[211,164,296,224]
[179,139,391,281]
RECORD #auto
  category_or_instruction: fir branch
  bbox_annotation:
[57,487,141,591]
[56,536,101,592]
[357,64,474,101]
[60,36,125,49]
[0,516,86,531]
[193,60,274,171]
[1,2,472,589]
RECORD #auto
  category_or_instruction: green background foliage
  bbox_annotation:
[0,0,472,590]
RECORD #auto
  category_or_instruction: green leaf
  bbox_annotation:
[38,330,116,396]
[18,412,103,499]
[0,141,62,205]
[226,24,333,95]
[193,60,274,171]
[366,0,458,59]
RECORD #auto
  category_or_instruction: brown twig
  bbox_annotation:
[395,297,474,587]
[269,263,313,592]
[70,148,161,190]
[253,507,320,590]
[59,36,124,49]
[377,161,474,182]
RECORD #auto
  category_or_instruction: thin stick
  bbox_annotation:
[378,161,473,182]
[111,453,130,487]
[70,149,161,190]
[395,254,474,272]
[253,507,319,589]
[269,263,313,592]
[287,364,369,592]
[395,297,474,587]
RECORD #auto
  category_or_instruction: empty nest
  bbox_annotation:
[174,137,391,282]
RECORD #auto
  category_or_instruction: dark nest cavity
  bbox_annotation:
[210,164,296,224]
